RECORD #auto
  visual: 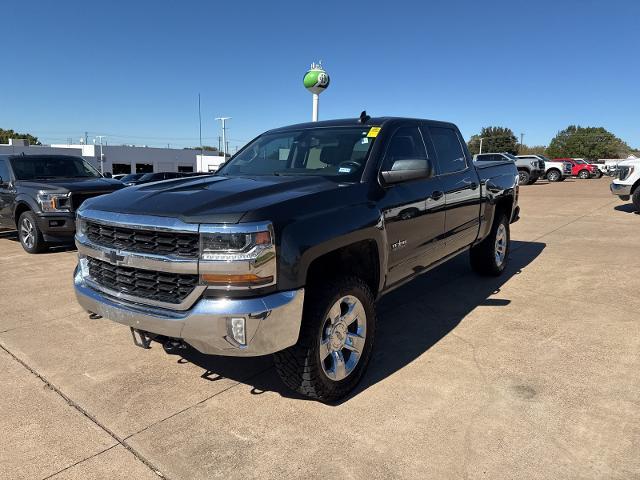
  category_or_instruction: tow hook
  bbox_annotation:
[130,327,153,349]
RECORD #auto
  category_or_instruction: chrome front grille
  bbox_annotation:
[87,257,199,304]
[85,221,200,258]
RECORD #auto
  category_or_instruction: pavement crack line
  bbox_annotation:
[39,444,119,480]
[0,343,169,480]
[123,363,274,441]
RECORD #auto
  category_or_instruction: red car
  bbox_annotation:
[554,158,600,179]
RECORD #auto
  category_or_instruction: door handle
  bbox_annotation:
[430,191,444,201]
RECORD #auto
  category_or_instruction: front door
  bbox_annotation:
[0,159,15,228]
[380,125,446,287]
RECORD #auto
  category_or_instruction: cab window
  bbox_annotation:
[429,127,467,174]
[380,126,428,172]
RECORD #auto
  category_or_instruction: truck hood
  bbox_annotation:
[617,158,640,167]
[16,177,123,193]
[81,175,347,224]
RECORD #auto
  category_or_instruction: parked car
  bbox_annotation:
[610,158,640,211]
[73,116,520,401]
[118,173,144,185]
[474,152,544,184]
[0,154,123,253]
[516,154,571,182]
[123,171,183,186]
[555,158,600,179]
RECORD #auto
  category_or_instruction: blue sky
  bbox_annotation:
[2,0,639,150]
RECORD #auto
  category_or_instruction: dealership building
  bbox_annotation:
[0,139,226,174]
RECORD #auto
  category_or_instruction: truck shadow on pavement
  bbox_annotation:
[0,229,76,252]
[614,204,639,214]
[178,240,546,404]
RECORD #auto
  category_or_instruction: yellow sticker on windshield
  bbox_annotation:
[367,127,381,138]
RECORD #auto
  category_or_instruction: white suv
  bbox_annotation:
[611,158,640,211]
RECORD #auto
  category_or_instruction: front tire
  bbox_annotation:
[470,214,510,276]
[547,169,561,182]
[632,188,640,212]
[274,277,376,402]
[578,169,590,179]
[18,211,48,254]
[518,170,530,185]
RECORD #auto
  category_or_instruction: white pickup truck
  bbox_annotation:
[516,155,572,182]
[610,158,640,211]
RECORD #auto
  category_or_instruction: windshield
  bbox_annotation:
[217,127,377,180]
[10,156,101,180]
[504,153,519,160]
[139,173,162,182]
[575,159,586,164]
[120,173,143,183]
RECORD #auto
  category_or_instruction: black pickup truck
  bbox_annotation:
[73,117,519,401]
[0,154,123,253]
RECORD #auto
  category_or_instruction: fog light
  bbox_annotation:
[229,317,246,345]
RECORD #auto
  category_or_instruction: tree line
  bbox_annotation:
[467,125,637,160]
[0,128,40,145]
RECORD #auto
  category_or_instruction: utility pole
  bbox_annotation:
[218,136,222,153]
[84,131,88,145]
[94,135,106,174]
[215,117,231,159]
[520,132,524,147]
[479,137,484,154]
[198,94,203,161]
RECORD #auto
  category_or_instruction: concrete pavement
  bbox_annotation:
[0,177,638,479]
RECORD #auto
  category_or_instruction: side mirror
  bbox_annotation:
[103,172,112,178]
[381,159,432,185]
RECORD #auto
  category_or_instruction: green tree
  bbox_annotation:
[546,126,630,160]
[467,127,518,155]
[518,144,548,155]
[184,145,218,151]
[0,128,40,145]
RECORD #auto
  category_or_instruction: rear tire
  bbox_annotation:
[470,214,510,276]
[274,277,376,402]
[18,211,48,254]
[518,170,530,185]
[526,175,538,185]
[632,188,640,212]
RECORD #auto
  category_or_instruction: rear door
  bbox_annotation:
[0,159,15,228]
[425,125,482,256]
[380,125,446,287]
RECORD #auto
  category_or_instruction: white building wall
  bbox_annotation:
[0,143,205,174]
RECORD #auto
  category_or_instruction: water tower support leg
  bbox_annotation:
[312,93,319,122]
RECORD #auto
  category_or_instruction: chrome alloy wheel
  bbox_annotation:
[547,170,560,182]
[319,295,367,381]
[20,217,35,249]
[494,223,507,266]
[518,171,528,184]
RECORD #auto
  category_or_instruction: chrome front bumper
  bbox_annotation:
[74,266,304,356]
[610,182,632,197]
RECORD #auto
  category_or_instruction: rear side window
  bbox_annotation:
[0,159,10,183]
[381,126,428,171]
[429,127,467,174]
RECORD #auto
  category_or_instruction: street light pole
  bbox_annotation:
[479,137,484,154]
[215,117,231,160]
[94,135,106,174]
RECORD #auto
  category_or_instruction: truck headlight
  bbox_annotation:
[619,166,634,181]
[199,223,276,289]
[37,192,71,212]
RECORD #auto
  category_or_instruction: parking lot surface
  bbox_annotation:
[1,177,638,479]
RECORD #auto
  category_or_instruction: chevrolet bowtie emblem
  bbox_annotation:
[105,250,125,264]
